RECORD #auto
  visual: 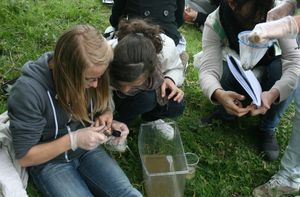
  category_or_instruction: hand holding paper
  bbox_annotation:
[213,89,251,117]
[226,55,262,106]
[249,89,280,116]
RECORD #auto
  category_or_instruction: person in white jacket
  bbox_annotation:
[109,19,185,140]
[248,0,300,196]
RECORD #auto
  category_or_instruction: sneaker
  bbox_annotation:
[152,119,174,140]
[259,132,279,161]
[253,175,300,197]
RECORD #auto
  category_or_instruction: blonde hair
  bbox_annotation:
[52,24,113,122]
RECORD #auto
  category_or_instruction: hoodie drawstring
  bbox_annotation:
[47,91,58,139]
[47,91,70,162]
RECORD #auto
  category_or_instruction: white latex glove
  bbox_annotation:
[69,125,109,151]
[105,120,129,152]
[110,121,129,143]
[248,16,298,43]
[267,0,297,21]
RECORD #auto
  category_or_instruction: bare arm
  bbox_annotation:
[18,134,70,167]
[18,126,109,167]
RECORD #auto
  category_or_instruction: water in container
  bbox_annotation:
[139,121,189,197]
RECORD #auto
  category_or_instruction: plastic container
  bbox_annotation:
[138,121,189,197]
[185,152,200,180]
[238,31,273,70]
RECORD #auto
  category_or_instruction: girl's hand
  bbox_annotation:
[161,78,184,102]
[94,109,113,129]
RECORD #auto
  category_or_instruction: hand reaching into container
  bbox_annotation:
[248,16,299,43]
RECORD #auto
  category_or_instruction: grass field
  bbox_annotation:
[0,1,296,196]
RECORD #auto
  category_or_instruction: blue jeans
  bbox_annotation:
[278,76,300,184]
[29,147,142,197]
[113,90,185,125]
[221,57,294,134]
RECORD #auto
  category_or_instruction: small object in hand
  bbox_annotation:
[111,130,121,137]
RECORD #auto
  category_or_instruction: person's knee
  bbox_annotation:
[167,100,185,118]
[138,91,157,107]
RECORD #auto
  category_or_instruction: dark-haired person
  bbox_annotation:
[110,19,185,139]
[8,25,142,197]
[198,0,300,161]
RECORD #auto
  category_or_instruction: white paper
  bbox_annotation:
[226,55,262,107]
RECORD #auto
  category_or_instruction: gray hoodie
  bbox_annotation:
[8,52,87,164]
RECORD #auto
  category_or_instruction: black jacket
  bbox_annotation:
[109,0,184,45]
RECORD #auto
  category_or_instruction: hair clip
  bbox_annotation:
[135,32,144,37]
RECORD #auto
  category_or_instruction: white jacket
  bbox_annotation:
[0,111,28,197]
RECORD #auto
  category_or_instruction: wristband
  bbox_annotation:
[67,125,78,151]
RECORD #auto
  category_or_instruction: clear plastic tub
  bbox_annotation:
[138,121,189,197]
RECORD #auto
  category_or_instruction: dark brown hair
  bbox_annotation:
[117,19,163,53]
[110,33,158,86]
[110,19,164,87]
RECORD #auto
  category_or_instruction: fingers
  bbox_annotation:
[224,98,250,117]
[231,92,245,101]
[161,79,184,102]
[111,121,129,136]
[248,32,262,43]
[94,112,113,129]
[161,82,167,98]
[92,125,106,132]
[106,121,112,130]
[167,88,184,102]
[93,119,101,127]
[226,105,250,117]
[249,105,268,116]
[95,133,109,143]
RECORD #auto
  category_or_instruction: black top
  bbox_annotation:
[110,0,184,45]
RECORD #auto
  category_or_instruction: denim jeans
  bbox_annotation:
[29,147,142,197]
[113,90,185,125]
[221,57,294,134]
[278,76,300,184]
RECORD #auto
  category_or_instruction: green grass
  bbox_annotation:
[0,0,295,196]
